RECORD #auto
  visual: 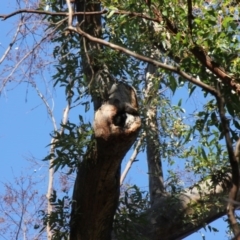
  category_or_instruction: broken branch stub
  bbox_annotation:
[93,81,141,142]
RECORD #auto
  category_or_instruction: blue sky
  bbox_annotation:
[0,2,233,239]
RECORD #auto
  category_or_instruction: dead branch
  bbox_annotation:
[0,18,22,64]
[0,18,67,93]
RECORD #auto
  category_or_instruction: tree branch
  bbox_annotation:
[0,8,157,23]
[151,7,240,94]
[190,47,240,93]
[0,18,22,64]
[0,9,106,20]
[215,85,240,237]
[187,0,193,33]
[66,0,74,27]
[120,132,145,185]
[141,174,232,240]
[67,25,218,96]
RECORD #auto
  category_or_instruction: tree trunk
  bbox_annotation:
[70,1,141,239]
[144,62,165,206]
[70,80,142,239]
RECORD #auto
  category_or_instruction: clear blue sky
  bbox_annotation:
[0,2,232,239]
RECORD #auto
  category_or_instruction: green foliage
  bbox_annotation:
[113,185,149,240]
[44,117,92,173]
[39,0,240,238]
[38,190,70,240]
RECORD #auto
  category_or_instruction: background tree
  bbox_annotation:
[1,0,240,239]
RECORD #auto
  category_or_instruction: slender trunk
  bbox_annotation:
[46,142,54,240]
[145,63,165,206]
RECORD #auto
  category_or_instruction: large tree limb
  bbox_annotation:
[146,176,231,240]
[117,172,232,240]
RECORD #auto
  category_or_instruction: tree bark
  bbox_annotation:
[70,125,141,239]
[70,79,141,240]
[133,175,231,240]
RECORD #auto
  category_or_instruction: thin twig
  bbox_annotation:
[0,18,67,93]
[30,80,57,131]
[0,18,22,64]
[15,201,24,240]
